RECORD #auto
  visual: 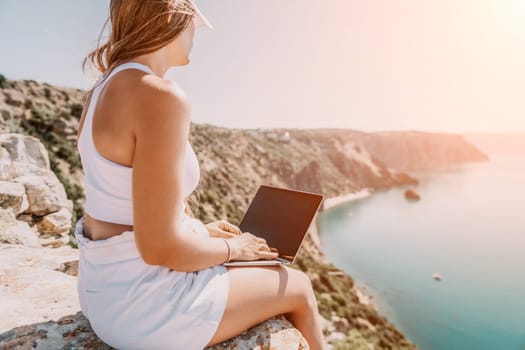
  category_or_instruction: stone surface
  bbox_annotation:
[0,242,311,350]
[0,243,79,333]
[13,174,69,216]
[0,180,28,214]
[206,315,309,350]
[0,134,72,247]
[3,88,26,107]
[36,207,72,235]
[0,312,308,350]
[0,134,50,170]
[0,208,40,246]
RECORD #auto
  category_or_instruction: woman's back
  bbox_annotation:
[77,62,200,235]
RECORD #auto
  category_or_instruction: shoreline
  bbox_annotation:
[318,188,386,315]
[321,188,372,211]
[352,280,383,314]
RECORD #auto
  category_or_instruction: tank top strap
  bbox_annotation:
[91,62,156,97]
[84,61,157,126]
[78,61,158,166]
[99,61,157,84]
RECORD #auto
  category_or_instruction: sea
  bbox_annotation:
[318,153,525,350]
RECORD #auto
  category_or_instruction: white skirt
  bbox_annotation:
[74,214,230,350]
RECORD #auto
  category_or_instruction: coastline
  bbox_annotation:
[319,188,386,316]
[311,187,373,256]
[321,188,372,210]
[352,281,382,314]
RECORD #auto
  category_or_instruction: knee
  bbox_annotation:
[292,268,318,311]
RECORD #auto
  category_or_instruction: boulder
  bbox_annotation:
[3,88,26,107]
[404,188,421,201]
[0,208,40,246]
[0,134,72,246]
[0,312,308,350]
[0,133,50,170]
[13,174,69,216]
[0,180,29,214]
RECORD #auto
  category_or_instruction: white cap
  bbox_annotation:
[190,0,213,30]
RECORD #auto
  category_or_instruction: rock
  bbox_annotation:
[404,188,420,201]
[29,97,55,113]
[0,312,308,350]
[0,241,309,349]
[331,314,350,334]
[0,161,48,181]
[0,133,73,247]
[13,173,69,216]
[206,315,309,350]
[0,133,50,170]
[0,240,309,349]
[0,243,79,333]
[3,88,26,107]
[0,106,12,125]
[15,213,33,223]
[54,260,78,277]
[0,311,113,350]
[36,207,72,235]
[0,208,40,246]
[0,180,29,214]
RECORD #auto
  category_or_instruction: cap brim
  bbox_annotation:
[191,0,213,30]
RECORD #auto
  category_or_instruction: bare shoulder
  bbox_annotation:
[130,76,190,124]
[134,75,189,104]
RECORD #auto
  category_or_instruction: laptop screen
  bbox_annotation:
[238,185,324,261]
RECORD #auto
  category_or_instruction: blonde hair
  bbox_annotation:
[81,0,199,218]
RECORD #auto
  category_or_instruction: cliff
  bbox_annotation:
[0,74,487,349]
[314,128,489,172]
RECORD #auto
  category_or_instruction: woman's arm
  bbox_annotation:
[131,79,229,272]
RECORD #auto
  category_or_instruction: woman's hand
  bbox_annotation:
[205,219,242,238]
[226,232,279,261]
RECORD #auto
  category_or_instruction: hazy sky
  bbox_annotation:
[1,0,524,133]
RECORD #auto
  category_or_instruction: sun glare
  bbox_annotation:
[487,0,525,40]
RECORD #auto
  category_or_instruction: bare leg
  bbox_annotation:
[207,265,324,350]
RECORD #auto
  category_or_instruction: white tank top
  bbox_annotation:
[77,62,200,225]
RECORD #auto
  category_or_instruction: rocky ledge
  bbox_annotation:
[0,243,308,350]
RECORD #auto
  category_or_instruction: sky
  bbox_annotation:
[0,0,524,133]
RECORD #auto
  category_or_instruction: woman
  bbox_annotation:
[75,0,325,349]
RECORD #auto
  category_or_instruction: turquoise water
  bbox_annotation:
[318,154,525,350]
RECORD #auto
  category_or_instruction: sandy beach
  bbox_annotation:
[321,188,373,210]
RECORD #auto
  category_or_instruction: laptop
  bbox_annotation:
[223,184,324,267]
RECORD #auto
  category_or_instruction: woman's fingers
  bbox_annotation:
[222,232,237,238]
[258,250,279,259]
[220,220,242,235]
[257,244,270,252]
[243,232,276,253]
[229,224,242,235]
[268,246,279,253]
[255,237,268,244]
[257,242,279,255]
